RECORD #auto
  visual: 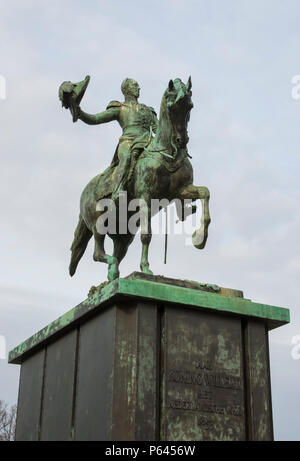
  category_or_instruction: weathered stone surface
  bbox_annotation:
[10,274,289,441]
[9,274,289,365]
[126,272,244,298]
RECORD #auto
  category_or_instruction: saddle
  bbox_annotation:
[94,144,144,201]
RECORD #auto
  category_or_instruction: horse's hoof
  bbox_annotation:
[141,266,153,275]
[192,228,208,249]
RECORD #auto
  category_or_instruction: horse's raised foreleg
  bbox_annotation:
[178,185,211,249]
[139,199,153,275]
[93,230,119,281]
[175,198,197,221]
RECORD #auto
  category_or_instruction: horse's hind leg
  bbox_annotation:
[93,231,119,281]
[111,233,135,266]
[139,198,153,275]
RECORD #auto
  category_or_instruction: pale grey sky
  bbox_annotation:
[0,0,299,440]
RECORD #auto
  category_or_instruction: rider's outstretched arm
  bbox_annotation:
[78,106,119,125]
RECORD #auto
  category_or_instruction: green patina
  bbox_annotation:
[117,278,289,326]
[8,275,290,364]
[60,76,211,282]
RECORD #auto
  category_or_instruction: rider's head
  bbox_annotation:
[121,78,140,99]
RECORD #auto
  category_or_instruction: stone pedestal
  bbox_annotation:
[9,273,290,441]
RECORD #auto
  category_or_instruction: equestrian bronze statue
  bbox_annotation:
[59,77,211,281]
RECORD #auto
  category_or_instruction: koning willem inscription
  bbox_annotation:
[166,364,244,425]
[168,399,243,417]
[167,369,242,390]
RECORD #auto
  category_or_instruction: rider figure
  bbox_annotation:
[77,78,158,200]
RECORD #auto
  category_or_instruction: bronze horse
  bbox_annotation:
[69,78,211,281]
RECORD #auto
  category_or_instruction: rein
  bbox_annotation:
[143,93,191,169]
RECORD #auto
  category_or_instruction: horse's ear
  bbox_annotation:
[168,79,175,91]
[186,76,192,92]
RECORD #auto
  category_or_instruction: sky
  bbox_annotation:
[0,0,299,441]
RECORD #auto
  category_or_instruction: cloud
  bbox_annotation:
[0,0,299,440]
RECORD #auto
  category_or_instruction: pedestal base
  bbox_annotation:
[9,273,290,441]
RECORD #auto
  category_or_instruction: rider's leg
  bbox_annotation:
[111,141,132,201]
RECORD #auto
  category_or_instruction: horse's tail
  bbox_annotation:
[69,214,92,276]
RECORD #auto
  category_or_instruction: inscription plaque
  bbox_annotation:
[161,307,246,441]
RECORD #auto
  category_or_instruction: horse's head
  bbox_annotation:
[163,77,193,148]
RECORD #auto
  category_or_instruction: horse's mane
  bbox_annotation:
[156,88,189,158]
